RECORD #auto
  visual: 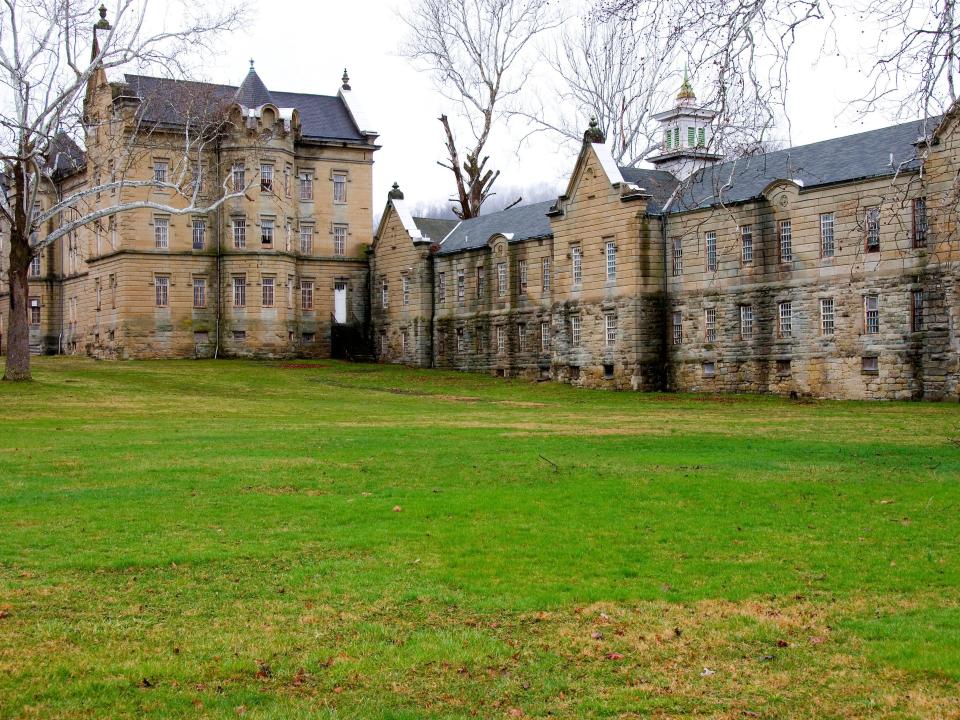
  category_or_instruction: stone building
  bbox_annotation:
[371,89,960,400]
[0,58,378,359]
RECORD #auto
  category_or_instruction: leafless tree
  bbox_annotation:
[401,0,562,219]
[0,0,246,381]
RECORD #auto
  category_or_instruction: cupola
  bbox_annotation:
[648,70,722,180]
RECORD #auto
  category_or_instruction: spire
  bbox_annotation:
[677,67,696,103]
[583,116,606,144]
[95,4,111,30]
[235,60,274,108]
[341,69,351,91]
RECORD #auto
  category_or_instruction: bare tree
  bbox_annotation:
[0,0,245,381]
[401,0,562,219]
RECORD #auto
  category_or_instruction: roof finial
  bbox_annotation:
[249,58,255,70]
[583,115,606,144]
[677,65,696,103]
[341,68,351,91]
[95,3,111,30]
[388,182,404,200]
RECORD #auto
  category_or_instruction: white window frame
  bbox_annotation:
[672,238,683,276]
[301,280,315,311]
[705,307,716,343]
[192,218,206,250]
[820,298,835,335]
[571,245,582,286]
[155,275,169,307]
[672,311,683,345]
[740,305,754,339]
[864,295,879,334]
[193,277,206,309]
[778,301,793,337]
[605,240,617,280]
[457,269,465,300]
[605,313,617,346]
[517,323,526,351]
[299,224,313,254]
[820,213,835,257]
[518,259,528,293]
[497,262,507,297]
[260,163,273,193]
[402,274,410,306]
[540,320,550,351]
[333,224,347,256]
[705,232,717,271]
[233,218,246,249]
[233,275,246,308]
[299,171,313,201]
[262,276,275,308]
[154,216,169,249]
[153,160,168,184]
[332,172,347,204]
[261,218,274,246]
[496,325,505,354]
[779,219,792,262]
[381,279,389,309]
[570,315,581,346]
[741,225,753,265]
[542,258,551,290]
[866,207,881,251]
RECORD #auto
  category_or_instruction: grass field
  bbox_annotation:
[1,357,959,719]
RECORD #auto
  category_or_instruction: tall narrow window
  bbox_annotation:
[778,301,793,337]
[865,207,880,251]
[497,262,507,297]
[332,173,347,203]
[29,297,41,325]
[705,307,716,342]
[820,298,835,335]
[913,198,927,248]
[740,305,754,339]
[193,277,206,308]
[261,218,274,246]
[570,315,581,346]
[605,313,617,346]
[402,275,410,306]
[381,279,389,308]
[232,163,245,190]
[673,311,683,345]
[673,127,679,147]
[95,278,102,311]
[301,280,314,310]
[233,275,246,308]
[517,323,526,351]
[605,240,617,280]
[334,225,347,256]
[456,327,465,353]
[779,220,792,262]
[911,289,924,331]
[29,254,40,277]
[299,171,313,201]
[672,238,683,276]
[457,269,465,299]
[741,225,753,265]
[820,213,835,257]
[697,127,706,146]
[687,126,695,146]
[153,160,168,184]
[192,218,206,250]
[154,216,169,249]
[233,218,246,249]
[260,164,273,192]
[109,274,117,308]
[437,272,446,304]
[285,220,292,252]
[541,320,550,350]
[571,245,582,286]
[864,295,879,333]
[705,232,717,271]
[155,275,169,307]
[284,164,292,197]
[262,277,275,308]
[518,259,528,293]
[299,224,313,254]
[496,325,505,354]
[542,258,551,290]
[287,275,294,308]
[664,129,672,150]
[476,265,485,299]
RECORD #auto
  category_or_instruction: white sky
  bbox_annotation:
[191,0,907,215]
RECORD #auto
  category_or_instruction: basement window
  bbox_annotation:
[603,363,614,380]
[861,356,879,375]
[776,359,791,375]
[233,330,246,341]
[569,365,581,381]
[702,361,716,378]
[302,332,315,343]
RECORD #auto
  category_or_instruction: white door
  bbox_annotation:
[334,282,347,324]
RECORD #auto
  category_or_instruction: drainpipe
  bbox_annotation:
[214,141,223,359]
[427,247,435,368]
[659,213,670,391]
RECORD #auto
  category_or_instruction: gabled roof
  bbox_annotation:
[618,167,680,215]
[437,200,554,256]
[121,74,366,143]
[671,116,937,212]
[413,217,458,243]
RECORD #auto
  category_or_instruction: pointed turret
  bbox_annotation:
[236,60,274,108]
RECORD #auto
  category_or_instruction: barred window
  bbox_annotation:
[542,259,551,290]
[402,275,410,306]
[541,321,551,350]
[705,307,716,342]
[334,225,347,256]
[605,313,617,346]
[820,213,835,257]
[779,220,792,262]
[476,265,485,299]
[517,323,526,350]
[193,277,206,308]
[260,164,273,193]
[497,262,507,297]
[333,173,347,203]
[192,218,206,250]
[496,325,505,354]
[820,298,835,335]
[232,163,245,190]
[605,240,617,280]
[571,245,582,285]
[866,207,880,251]
[913,198,927,248]
[672,311,683,345]
[154,216,169,249]
[155,275,169,307]
[518,259,528,293]
[672,238,683,276]
[740,305,754,338]
[705,231,717,271]
[381,279,389,308]
[299,172,313,201]
[570,315,581,346]
[261,218,274,245]
[864,295,879,333]
[301,280,314,311]
[299,224,313,254]
[912,290,924,331]
[262,277,275,308]
[233,275,246,308]
[233,218,246,249]
[29,297,41,325]
[778,301,793,337]
[153,160,168,184]
[457,270,465,299]
[741,225,753,265]
[437,272,446,304]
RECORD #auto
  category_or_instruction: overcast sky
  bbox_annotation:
[191,0,907,216]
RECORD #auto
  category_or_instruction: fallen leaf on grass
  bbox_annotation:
[292,668,307,687]
[392,505,403,512]
[255,660,272,679]
[605,652,624,660]
[809,636,826,645]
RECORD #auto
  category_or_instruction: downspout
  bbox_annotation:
[659,212,670,391]
[427,247,435,368]
[214,141,222,359]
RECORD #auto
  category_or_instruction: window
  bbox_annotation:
[702,361,716,378]
[912,290,924,332]
[570,315,581,346]
[476,265,485,299]
[496,325,505,354]
[29,254,40,277]
[261,218,274,246]
[284,221,293,251]
[155,275,169,307]
[778,301,793,338]
[381,279,389,308]
[740,305,754,339]
[233,218,246,249]
[673,311,683,345]
[232,163,245,190]
[913,198,927,248]
[542,259,551,290]
[260,164,273,192]
[741,225,753,264]
[673,127,679,147]
[457,270,465,300]
[299,171,313,201]
[284,164,292,197]
[603,363,614,380]
[456,327,465,353]
[497,263,507,297]
[262,277,275,308]
[233,330,246,342]
[332,173,347,203]
[864,295,879,334]
[109,274,117,308]
[687,126,695,146]
[233,275,246,308]
[402,275,410,306]
[192,218,206,250]
[605,241,617,280]
[862,356,879,374]
[301,280,314,310]
[815,212,835,258]
[697,127,706,146]
[777,359,791,374]
[779,220,792,262]
[820,298,835,335]
[193,277,206,308]
[705,307,716,342]
[664,129,671,150]
[153,160,168,184]
[672,238,683,276]
[299,224,313,254]
[541,321,551,351]
[605,313,617,346]
[109,216,117,249]
[865,207,880,251]
[518,259,528,293]
[95,278,102,311]
[517,323,526,351]
[29,297,40,325]
[401,329,408,355]
[705,232,717,271]
[334,225,347,256]
[302,332,315,344]
[154,216,169,249]
[571,245,582,286]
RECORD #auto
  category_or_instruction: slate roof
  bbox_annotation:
[46,132,86,178]
[618,167,680,214]
[235,65,275,108]
[437,200,555,255]
[671,117,937,212]
[413,217,458,243]
[121,74,365,143]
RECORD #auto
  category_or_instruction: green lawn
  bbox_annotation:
[1,358,958,719]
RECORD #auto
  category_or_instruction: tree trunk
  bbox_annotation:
[4,231,33,382]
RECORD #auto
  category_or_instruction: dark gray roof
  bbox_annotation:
[437,200,554,255]
[46,132,86,178]
[618,167,680,214]
[671,117,937,212]
[235,65,275,108]
[122,74,364,143]
[413,217,458,243]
